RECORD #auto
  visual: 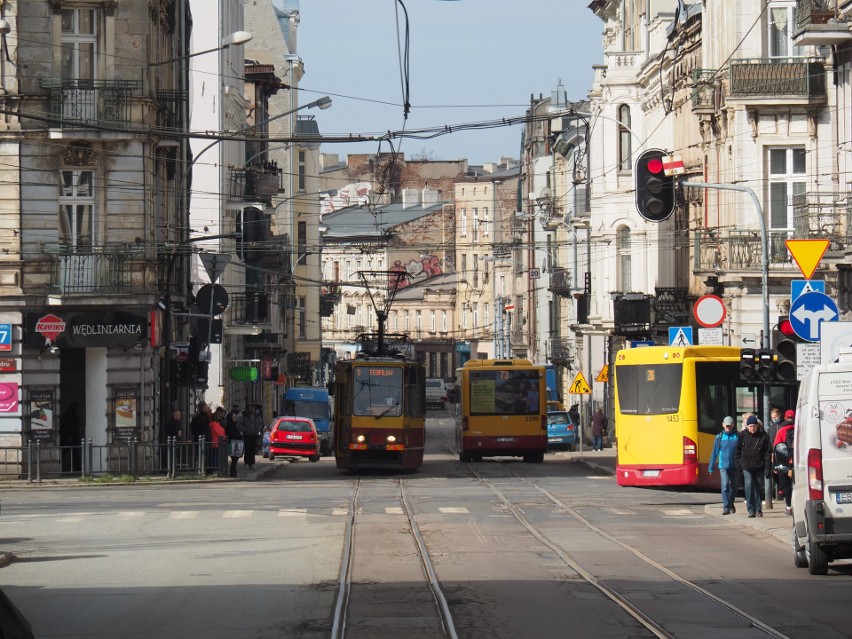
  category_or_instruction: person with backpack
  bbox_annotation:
[773,410,796,515]
[708,416,740,515]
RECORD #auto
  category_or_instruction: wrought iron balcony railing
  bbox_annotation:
[548,338,572,365]
[794,1,850,45]
[728,58,826,100]
[797,0,837,27]
[694,228,797,272]
[228,165,283,206]
[548,267,572,296]
[510,327,526,346]
[690,69,721,113]
[229,293,271,325]
[793,190,852,252]
[46,244,142,294]
[40,79,142,127]
[155,89,187,129]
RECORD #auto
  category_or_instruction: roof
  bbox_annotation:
[322,201,448,240]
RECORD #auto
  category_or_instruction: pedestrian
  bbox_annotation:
[568,404,580,427]
[774,409,796,515]
[208,407,227,473]
[190,403,211,443]
[708,416,739,515]
[590,407,608,451]
[735,415,771,518]
[224,406,243,478]
[523,380,539,412]
[512,388,529,414]
[237,402,264,469]
[767,406,783,446]
[164,408,183,441]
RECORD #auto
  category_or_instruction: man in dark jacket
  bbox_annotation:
[735,415,771,518]
[237,403,264,469]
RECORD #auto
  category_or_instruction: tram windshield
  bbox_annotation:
[352,365,403,417]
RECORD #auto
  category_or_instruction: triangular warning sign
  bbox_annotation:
[569,372,591,394]
[595,365,609,383]
[786,239,829,280]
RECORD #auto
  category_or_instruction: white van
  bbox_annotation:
[791,350,852,575]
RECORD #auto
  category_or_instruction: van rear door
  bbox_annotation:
[817,371,852,515]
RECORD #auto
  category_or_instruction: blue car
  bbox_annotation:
[547,411,577,451]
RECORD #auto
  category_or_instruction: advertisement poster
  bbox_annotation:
[29,389,54,441]
[0,382,19,413]
[113,388,138,441]
[470,379,496,414]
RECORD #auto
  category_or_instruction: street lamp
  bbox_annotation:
[148,30,252,67]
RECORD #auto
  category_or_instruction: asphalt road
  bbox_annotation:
[0,414,849,639]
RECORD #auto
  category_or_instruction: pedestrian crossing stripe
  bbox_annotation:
[595,365,609,383]
[569,372,591,394]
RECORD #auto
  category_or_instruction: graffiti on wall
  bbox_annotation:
[388,254,443,290]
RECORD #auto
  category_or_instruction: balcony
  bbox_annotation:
[41,79,141,128]
[230,293,271,325]
[690,69,721,114]
[548,267,572,296]
[694,228,797,273]
[794,1,851,46]
[229,164,283,206]
[155,89,187,129]
[653,288,693,326]
[510,327,526,347]
[47,244,143,295]
[793,190,852,253]
[727,58,826,104]
[548,338,572,365]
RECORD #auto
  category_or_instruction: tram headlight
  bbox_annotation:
[386,435,397,443]
[355,434,366,443]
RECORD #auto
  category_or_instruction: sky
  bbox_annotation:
[297,1,604,166]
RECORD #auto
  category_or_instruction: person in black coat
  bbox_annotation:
[735,415,771,518]
[224,406,243,478]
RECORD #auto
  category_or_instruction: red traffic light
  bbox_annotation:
[778,318,795,337]
[646,157,664,174]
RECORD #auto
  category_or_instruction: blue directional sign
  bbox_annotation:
[791,280,825,302]
[789,291,838,342]
[0,324,10,352]
[669,326,693,346]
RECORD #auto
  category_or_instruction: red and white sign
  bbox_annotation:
[662,154,685,176]
[503,304,515,312]
[694,294,727,328]
[35,313,66,345]
[0,382,19,413]
[0,358,16,373]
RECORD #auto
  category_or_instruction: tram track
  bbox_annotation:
[464,458,793,639]
[330,477,459,639]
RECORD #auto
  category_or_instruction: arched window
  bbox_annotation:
[618,105,632,172]
[617,226,632,292]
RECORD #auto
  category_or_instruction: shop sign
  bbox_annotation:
[0,357,17,373]
[229,366,259,382]
[113,388,139,441]
[0,382,19,413]
[24,311,147,349]
[29,389,54,441]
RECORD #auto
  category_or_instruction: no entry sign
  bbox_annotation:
[693,294,726,328]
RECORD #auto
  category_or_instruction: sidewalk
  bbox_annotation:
[560,446,792,547]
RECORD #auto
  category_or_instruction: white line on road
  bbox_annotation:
[224,510,254,518]
[439,507,470,514]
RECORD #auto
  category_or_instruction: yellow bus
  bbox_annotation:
[614,345,756,487]
[455,359,547,463]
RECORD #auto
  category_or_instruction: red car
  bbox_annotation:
[267,416,321,462]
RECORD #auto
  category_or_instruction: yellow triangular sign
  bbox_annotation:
[786,239,829,280]
[595,364,609,383]
[569,371,591,394]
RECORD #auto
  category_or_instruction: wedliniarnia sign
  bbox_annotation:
[23,311,148,349]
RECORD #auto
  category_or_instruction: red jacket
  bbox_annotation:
[209,420,226,447]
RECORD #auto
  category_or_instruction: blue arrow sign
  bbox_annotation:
[669,326,693,346]
[791,280,825,302]
[789,291,838,342]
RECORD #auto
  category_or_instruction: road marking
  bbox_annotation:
[277,509,307,517]
[169,511,199,519]
[332,508,349,516]
[385,507,404,515]
[56,517,84,523]
[224,510,254,518]
[439,507,470,514]
[603,507,636,516]
[119,512,145,520]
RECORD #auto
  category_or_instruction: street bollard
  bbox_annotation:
[35,440,41,483]
[81,438,88,478]
[27,440,33,483]
[167,437,175,478]
[198,436,206,477]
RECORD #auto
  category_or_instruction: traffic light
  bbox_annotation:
[635,149,676,222]
[757,349,775,382]
[773,317,799,383]
[740,348,757,382]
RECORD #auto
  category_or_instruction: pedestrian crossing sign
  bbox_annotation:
[569,372,591,394]
[595,365,609,383]
[668,326,693,346]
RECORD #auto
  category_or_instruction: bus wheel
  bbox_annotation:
[524,452,544,464]
[459,452,470,462]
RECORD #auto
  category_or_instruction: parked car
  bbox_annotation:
[267,416,321,462]
[546,410,576,451]
[425,378,447,410]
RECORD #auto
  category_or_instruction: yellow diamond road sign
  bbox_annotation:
[595,365,609,383]
[569,372,591,394]
[785,239,829,280]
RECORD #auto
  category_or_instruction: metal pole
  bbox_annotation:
[682,180,772,509]
[27,440,33,483]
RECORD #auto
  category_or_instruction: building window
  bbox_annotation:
[618,104,632,172]
[472,208,479,242]
[404,312,410,332]
[473,254,479,288]
[416,310,422,332]
[298,150,306,191]
[393,311,398,331]
[482,207,489,237]
[59,169,95,249]
[768,2,804,58]
[442,310,448,332]
[298,296,306,338]
[460,208,467,237]
[472,303,478,329]
[430,310,436,331]
[297,221,307,264]
[462,307,467,330]
[484,301,489,331]
[616,225,632,293]
[61,8,97,82]
[768,147,806,230]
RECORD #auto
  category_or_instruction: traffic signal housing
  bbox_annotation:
[635,149,676,222]
[773,317,799,383]
[757,349,775,382]
[740,348,757,382]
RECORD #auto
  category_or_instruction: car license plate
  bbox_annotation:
[642,470,661,478]
[548,437,561,443]
[285,434,301,440]
[495,437,515,443]
[836,491,852,504]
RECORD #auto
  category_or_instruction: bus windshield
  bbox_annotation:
[283,400,330,421]
[468,369,541,416]
[615,363,682,414]
[352,366,403,417]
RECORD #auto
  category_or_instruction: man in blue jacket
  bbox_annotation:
[709,415,739,515]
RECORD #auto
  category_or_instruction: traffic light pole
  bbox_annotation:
[682,181,773,509]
